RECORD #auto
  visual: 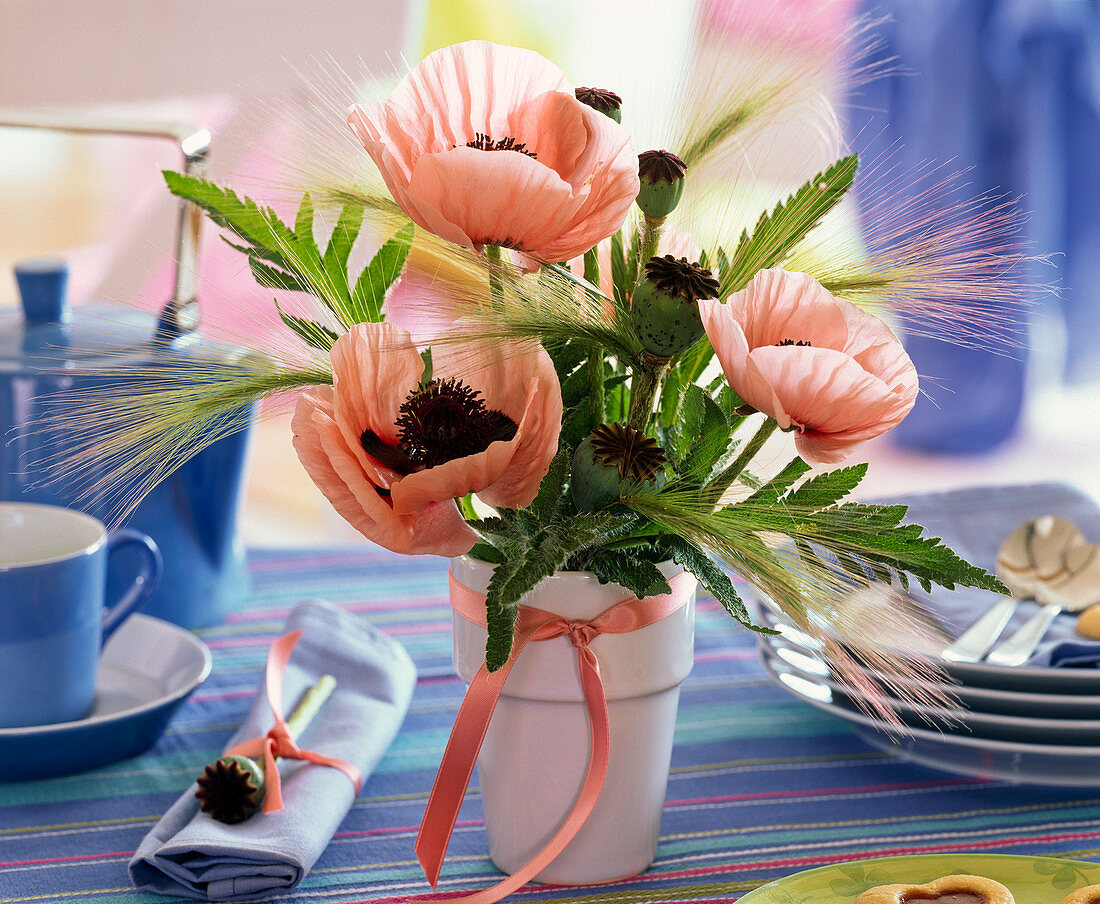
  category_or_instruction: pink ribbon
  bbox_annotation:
[415,570,695,903]
[225,629,362,814]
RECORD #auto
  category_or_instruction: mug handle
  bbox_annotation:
[101,529,163,642]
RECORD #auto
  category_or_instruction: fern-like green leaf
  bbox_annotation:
[274,301,339,352]
[720,154,859,296]
[349,222,414,324]
[661,535,772,633]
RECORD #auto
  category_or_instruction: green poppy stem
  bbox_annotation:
[708,417,780,501]
[583,247,605,429]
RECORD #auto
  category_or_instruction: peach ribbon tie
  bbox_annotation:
[225,629,362,814]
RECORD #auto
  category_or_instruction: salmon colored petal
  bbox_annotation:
[330,322,423,478]
[704,268,918,464]
[508,90,587,182]
[408,147,586,252]
[431,330,563,508]
[348,40,637,260]
[349,42,572,181]
[727,269,850,351]
[699,298,753,393]
[291,390,477,556]
[746,345,917,464]
[537,106,639,262]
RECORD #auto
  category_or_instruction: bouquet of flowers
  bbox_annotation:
[57,20,1025,700]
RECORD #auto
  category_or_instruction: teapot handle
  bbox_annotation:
[0,110,209,340]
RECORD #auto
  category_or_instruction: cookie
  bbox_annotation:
[1076,604,1100,641]
[1061,885,1100,904]
[855,874,1015,904]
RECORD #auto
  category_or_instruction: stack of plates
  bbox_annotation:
[753,604,1100,787]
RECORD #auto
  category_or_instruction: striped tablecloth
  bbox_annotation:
[3,546,1100,904]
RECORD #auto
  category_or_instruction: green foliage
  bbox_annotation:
[726,468,1009,596]
[659,536,771,633]
[720,155,859,296]
[348,223,414,324]
[163,171,412,339]
[274,301,338,352]
[587,548,671,599]
[467,454,638,670]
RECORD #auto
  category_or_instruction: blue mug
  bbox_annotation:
[0,503,162,728]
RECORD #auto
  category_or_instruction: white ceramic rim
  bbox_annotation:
[0,502,107,569]
[765,631,1100,713]
[753,596,1100,692]
[0,613,212,737]
[761,641,1100,736]
[758,646,1100,757]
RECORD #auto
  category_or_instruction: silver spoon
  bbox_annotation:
[987,526,1100,666]
[940,518,1053,663]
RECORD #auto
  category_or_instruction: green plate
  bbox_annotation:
[738,854,1100,904]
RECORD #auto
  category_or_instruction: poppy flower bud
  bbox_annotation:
[631,255,719,357]
[636,150,686,220]
[571,423,667,513]
[575,86,623,123]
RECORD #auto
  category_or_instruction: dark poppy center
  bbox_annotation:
[465,133,537,158]
[360,378,518,474]
[776,339,812,347]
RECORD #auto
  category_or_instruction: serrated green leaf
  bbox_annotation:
[662,535,773,633]
[741,457,812,507]
[274,301,339,351]
[321,202,364,308]
[468,541,506,564]
[721,154,858,295]
[588,549,671,599]
[348,222,415,324]
[782,463,867,510]
[559,403,591,450]
[295,193,315,244]
[545,339,589,384]
[529,450,570,525]
[249,256,307,293]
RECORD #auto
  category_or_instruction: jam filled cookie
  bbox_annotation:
[1061,885,1100,904]
[855,875,1015,904]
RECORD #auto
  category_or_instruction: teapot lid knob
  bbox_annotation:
[14,258,70,325]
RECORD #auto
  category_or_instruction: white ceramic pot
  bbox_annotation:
[450,555,696,886]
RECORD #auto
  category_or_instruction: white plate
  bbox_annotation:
[765,631,1100,719]
[758,650,1100,786]
[0,613,211,781]
[761,642,1100,746]
[755,600,1100,695]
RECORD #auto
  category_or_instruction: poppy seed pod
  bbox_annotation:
[571,423,666,513]
[631,255,719,357]
[575,86,623,123]
[636,150,687,220]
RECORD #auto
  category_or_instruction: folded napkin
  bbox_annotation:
[130,599,416,901]
[896,482,1100,667]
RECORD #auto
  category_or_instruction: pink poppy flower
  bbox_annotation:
[698,269,918,465]
[292,321,562,556]
[347,41,639,263]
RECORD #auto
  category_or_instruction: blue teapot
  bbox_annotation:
[0,112,252,628]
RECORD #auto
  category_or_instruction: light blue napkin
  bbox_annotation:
[130,599,416,901]
[896,482,1100,667]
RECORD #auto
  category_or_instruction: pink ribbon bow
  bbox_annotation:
[415,569,695,903]
[225,629,362,814]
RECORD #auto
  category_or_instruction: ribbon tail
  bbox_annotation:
[299,750,363,795]
[445,647,611,904]
[261,739,283,814]
[415,655,519,889]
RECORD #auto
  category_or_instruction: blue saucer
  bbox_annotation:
[0,613,211,781]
